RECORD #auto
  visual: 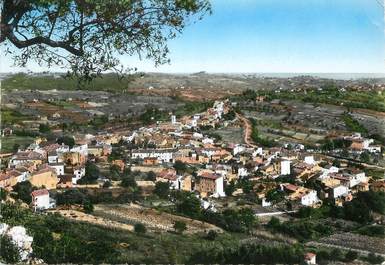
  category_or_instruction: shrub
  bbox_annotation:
[173,221,187,234]
[11,181,34,204]
[154,182,171,199]
[0,235,20,263]
[206,230,217,241]
[134,223,147,234]
[83,200,94,214]
[345,250,358,262]
[366,252,384,264]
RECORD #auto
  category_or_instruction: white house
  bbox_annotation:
[56,144,70,154]
[304,253,316,265]
[233,144,246,156]
[238,167,248,177]
[262,198,272,207]
[48,152,59,164]
[304,156,315,165]
[31,189,51,211]
[48,163,64,176]
[280,160,291,175]
[300,190,319,206]
[131,148,175,163]
[70,144,88,156]
[171,115,177,124]
[330,185,349,198]
[365,145,381,153]
[349,172,368,188]
[319,166,339,180]
[213,175,225,198]
[202,137,214,145]
[72,166,86,184]
[252,147,263,157]
[193,132,203,139]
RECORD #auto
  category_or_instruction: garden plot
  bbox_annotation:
[93,204,222,234]
[315,232,385,255]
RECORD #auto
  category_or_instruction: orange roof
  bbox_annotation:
[283,183,299,192]
[304,252,316,260]
[200,172,221,180]
[31,189,49,197]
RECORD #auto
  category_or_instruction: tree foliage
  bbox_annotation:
[134,223,146,234]
[11,180,35,204]
[154,181,170,199]
[0,235,20,264]
[173,220,187,234]
[1,0,211,79]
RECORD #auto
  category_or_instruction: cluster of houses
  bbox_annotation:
[1,138,89,210]
[1,100,384,212]
[343,133,382,154]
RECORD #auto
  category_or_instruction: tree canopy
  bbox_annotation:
[1,0,211,79]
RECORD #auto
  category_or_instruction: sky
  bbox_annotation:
[1,0,384,73]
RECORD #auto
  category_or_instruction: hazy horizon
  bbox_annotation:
[2,71,385,81]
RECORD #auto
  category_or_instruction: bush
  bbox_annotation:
[267,219,333,241]
[0,235,20,263]
[78,162,100,184]
[120,176,137,188]
[12,181,34,204]
[154,182,170,199]
[357,225,385,237]
[57,135,75,148]
[103,181,112,188]
[366,252,385,264]
[83,200,94,214]
[134,223,147,234]
[267,217,280,229]
[0,188,7,201]
[174,221,187,234]
[57,189,87,205]
[39,123,51,133]
[224,180,236,196]
[345,250,358,262]
[146,171,156,181]
[173,160,187,174]
[205,230,217,241]
[188,243,303,264]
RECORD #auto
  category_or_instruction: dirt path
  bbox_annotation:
[236,113,258,148]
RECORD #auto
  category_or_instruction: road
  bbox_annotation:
[236,113,258,148]
[255,210,297,217]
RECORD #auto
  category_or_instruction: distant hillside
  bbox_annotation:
[2,72,385,93]
[1,73,133,92]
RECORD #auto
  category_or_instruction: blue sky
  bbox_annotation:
[1,0,384,73]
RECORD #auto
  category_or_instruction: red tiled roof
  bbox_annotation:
[283,183,299,192]
[200,172,221,180]
[31,189,49,197]
[304,252,316,260]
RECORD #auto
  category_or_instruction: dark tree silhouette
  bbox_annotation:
[1,0,211,79]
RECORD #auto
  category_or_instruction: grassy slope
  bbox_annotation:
[1,203,243,264]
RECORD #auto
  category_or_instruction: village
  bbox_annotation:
[1,88,385,264]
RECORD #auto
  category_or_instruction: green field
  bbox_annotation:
[1,135,34,153]
[1,109,33,125]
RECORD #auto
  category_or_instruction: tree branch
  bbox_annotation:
[7,32,84,56]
